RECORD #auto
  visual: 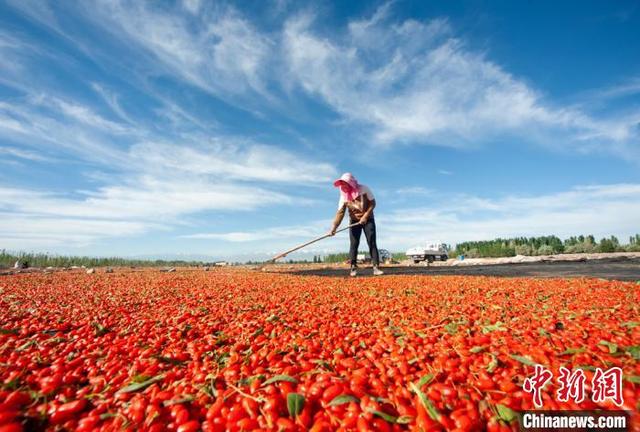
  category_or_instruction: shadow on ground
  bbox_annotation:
[278,258,640,281]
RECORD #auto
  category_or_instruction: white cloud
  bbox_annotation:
[395,186,432,196]
[0,99,129,166]
[182,0,201,15]
[129,140,335,183]
[85,1,274,98]
[583,76,640,101]
[8,2,637,161]
[282,7,640,159]
[438,170,452,175]
[183,224,320,242]
[377,184,640,250]
[91,83,135,124]
[0,146,52,162]
[35,95,131,134]
[0,213,151,249]
[0,91,336,249]
[0,179,290,222]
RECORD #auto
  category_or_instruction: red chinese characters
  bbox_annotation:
[556,366,586,403]
[525,365,625,408]
[523,365,554,408]
[592,367,624,407]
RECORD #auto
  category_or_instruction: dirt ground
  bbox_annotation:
[269,256,640,281]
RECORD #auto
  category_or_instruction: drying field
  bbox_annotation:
[0,269,639,431]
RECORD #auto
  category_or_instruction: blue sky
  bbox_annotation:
[0,0,639,260]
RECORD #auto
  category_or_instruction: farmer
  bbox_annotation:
[330,173,383,277]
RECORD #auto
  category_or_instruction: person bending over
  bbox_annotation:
[330,172,383,277]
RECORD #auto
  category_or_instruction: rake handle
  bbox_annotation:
[270,222,360,262]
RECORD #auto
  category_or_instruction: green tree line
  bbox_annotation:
[451,234,640,258]
[0,250,208,269]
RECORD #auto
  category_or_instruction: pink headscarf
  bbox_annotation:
[333,172,360,202]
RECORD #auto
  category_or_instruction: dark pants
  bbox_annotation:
[349,217,380,266]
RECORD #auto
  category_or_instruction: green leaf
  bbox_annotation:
[263,374,298,386]
[510,354,538,367]
[16,340,38,351]
[621,321,640,328]
[470,346,486,354]
[131,374,151,383]
[92,322,110,336]
[237,374,265,387]
[410,382,441,421]
[625,346,640,360]
[327,394,359,407]
[371,410,398,423]
[116,375,164,394]
[558,347,585,356]
[624,375,640,384]
[444,322,458,335]
[153,355,185,366]
[287,393,305,418]
[576,364,597,372]
[482,322,506,334]
[311,359,333,370]
[598,340,618,354]
[0,328,19,335]
[396,415,413,424]
[486,354,498,373]
[414,330,427,338]
[538,327,550,337]
[416,373,434,388]
[496,404,517,422]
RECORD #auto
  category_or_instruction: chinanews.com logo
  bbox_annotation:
[520,411,629,431]
[517,364,631,431]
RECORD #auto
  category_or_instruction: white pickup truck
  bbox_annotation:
[406,242,449,263]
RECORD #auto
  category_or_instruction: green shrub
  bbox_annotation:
[515,244,534,256]
[564,242,597,254]
[626,243,640,252]
[536,245,555,256]
[464,248,481,258]
[598,238,616,253]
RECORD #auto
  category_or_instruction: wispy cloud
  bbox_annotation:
[378,184,640,249]
[182,224,322,242]
[84,1,275,100]
[593,77,640,100]
[0,66,335,250]
[0,212,152,248]
[0,146,53,162]
[31,94,132,134]
[282,5,640,159]
[128,139,335,183]
[7,2,638,161]
[395,186,432,196]
[90,83,136,125]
